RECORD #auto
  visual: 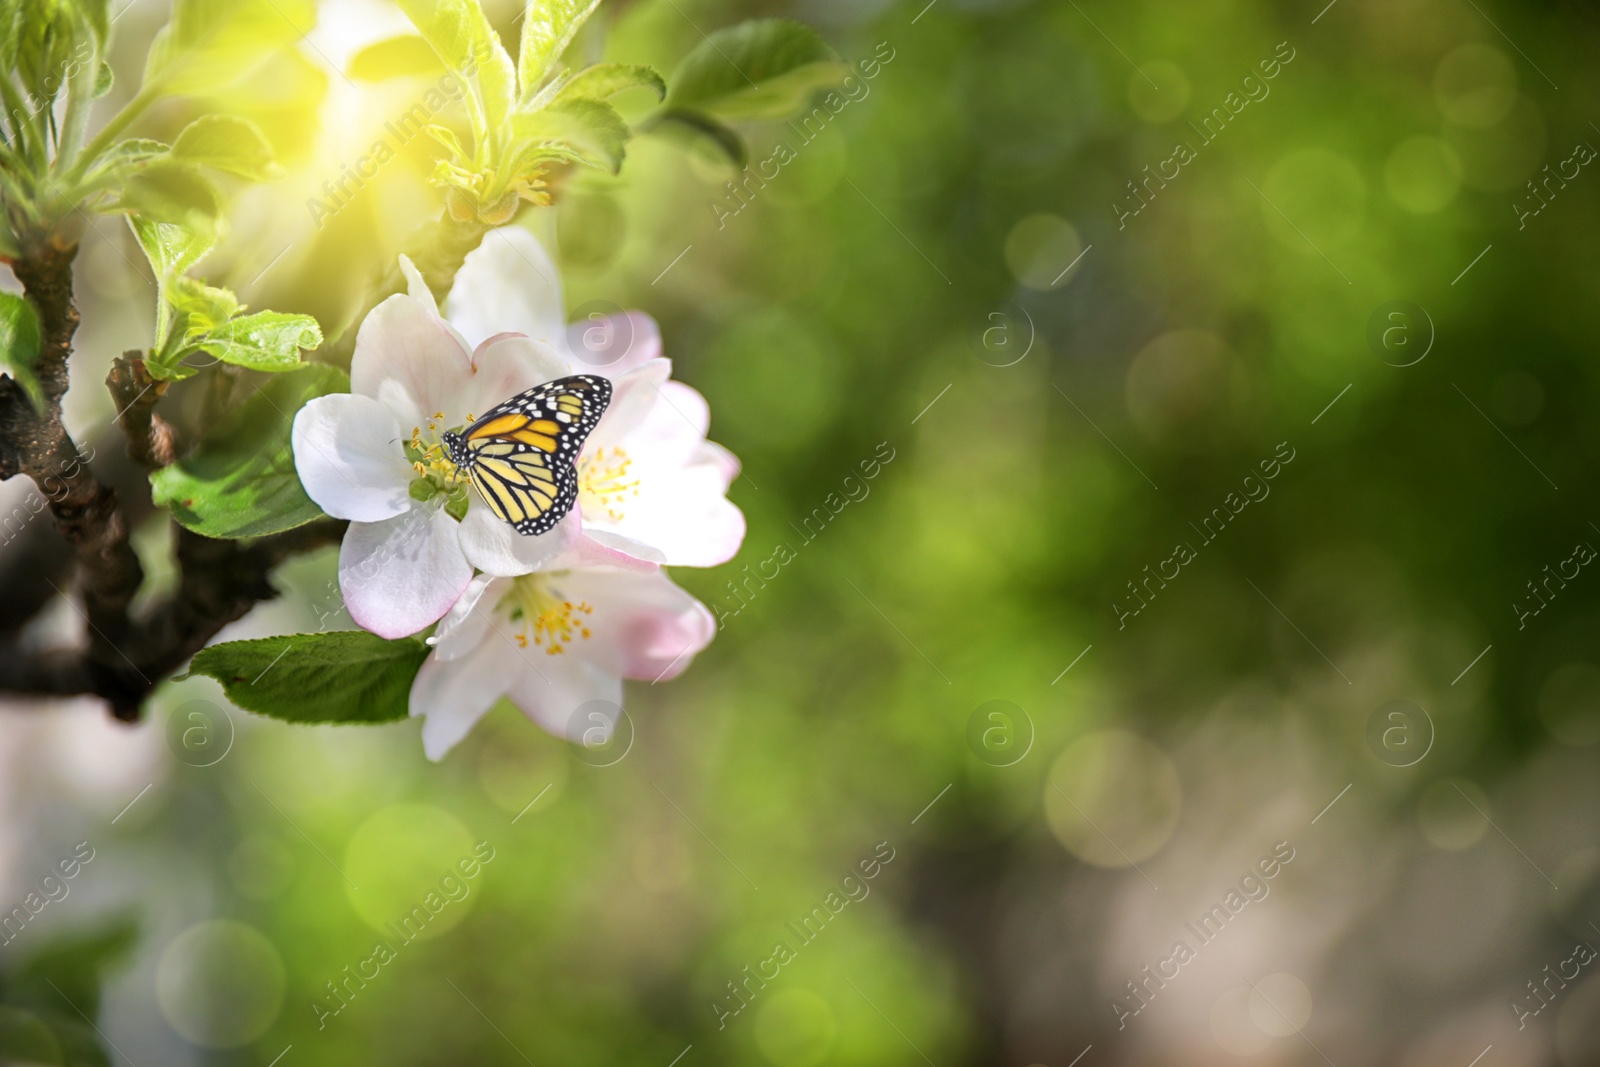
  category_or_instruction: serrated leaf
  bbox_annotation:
[557,62,664,104]
[171,114,281,180]
[170,277,239,333]
[150,362,347,537]
[189,632,429,724]
[512,97,628,174]
[665,18,846,122]
[196,311,321,372]
[395,0,515,153]
[144,0,317,96]
[648,108,747,168]
[517,0,602,101]
[129,214,212,281]
[0,292,43,410]
[348,34,445,80]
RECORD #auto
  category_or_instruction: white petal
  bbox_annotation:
[398,254,438,313]
[505,656,624,742]
[410,638,510,760]
[567,311,661,376]
[339,507,472,639]
[458,503,578,577]
[596,462,746,567]
[459,334,570,419]
[431,574,507,662]
[545,569,716,680]
[588,358,671,453]
[351,291,475,430]
[446,227,568,353]
[291,394,413,522]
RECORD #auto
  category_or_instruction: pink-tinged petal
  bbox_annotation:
[595,378,710,477]
[445,227,568,352]
[340,507,472,639]
[291,394,413,522]
[459,334,569,419]
[546,569,715,680]
[567,311,661,378]
[505,656,624,742]
[595,462,746,567]
[410,638,511,760]
[550,530,665,571]
[458,503,578,577]
[431,575,507,662]
[697,440,742,491]
[588,358,671,452]
[351,292,474,429]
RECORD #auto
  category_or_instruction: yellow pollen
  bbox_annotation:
[501,575,595,656]
[578,446,641,522]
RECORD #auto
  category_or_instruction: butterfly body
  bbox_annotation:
[442,374,611,536]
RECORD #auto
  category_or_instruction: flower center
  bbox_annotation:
[500,573,594,655]
[407,411,473,516]
[578,446,640,523]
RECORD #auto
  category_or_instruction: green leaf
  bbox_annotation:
[188,632,429,724]
[512,98,629,174]
[196,311,321,372]
[517,0,602,101]
[395,0,515,153]
[93,59,113,96]
[665,18,846,122]
[171,114,281,180]
[557,62,665,104]
[170,276,239,332]
[129,214,212,282]
[144,0,317,96]
[0,292,43,410]
[348,34,445,80]
[116,159,222,229]
[648,108,747,168]
[150,362,347,538]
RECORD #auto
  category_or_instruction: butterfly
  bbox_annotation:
[441,374,612,536]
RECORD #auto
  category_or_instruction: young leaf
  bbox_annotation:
[170,276,239,332]
[143,0,316,96]
[648,109,747,168]
[349,34,446,80]
[171,115,281,180]
[512,98,629,174]
[150,362,347,538]
[557,62,665,104]
[116,159,222,229]
[196,311,322,372]
[129,215,213,282]
[394,0,515,151]
[517,0,602,101]
[0,292,44,409]
[665,18,846,122]
[188,632,429,724]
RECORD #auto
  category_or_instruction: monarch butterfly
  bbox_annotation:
[441,374,612,536]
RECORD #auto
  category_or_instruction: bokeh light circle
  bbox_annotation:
[1003,214,1083,291]
[1262,149,1366,250]
[1538,664,1600,747]
[344,804,477,940]
[1128,62,1191,123]
[1385,137,1463,213]
[156,921,285,1048]
[1435,44,1517,128]
[1044,730,1182,867]
[755,989,837,1066]
[1211,987,1271,1056]
[1248,972,1312,1036]
[1417,777,1490,850]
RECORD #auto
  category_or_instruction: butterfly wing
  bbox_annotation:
[458,375,611,536]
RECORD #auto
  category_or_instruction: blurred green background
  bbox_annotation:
[7,0,1600,1063]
